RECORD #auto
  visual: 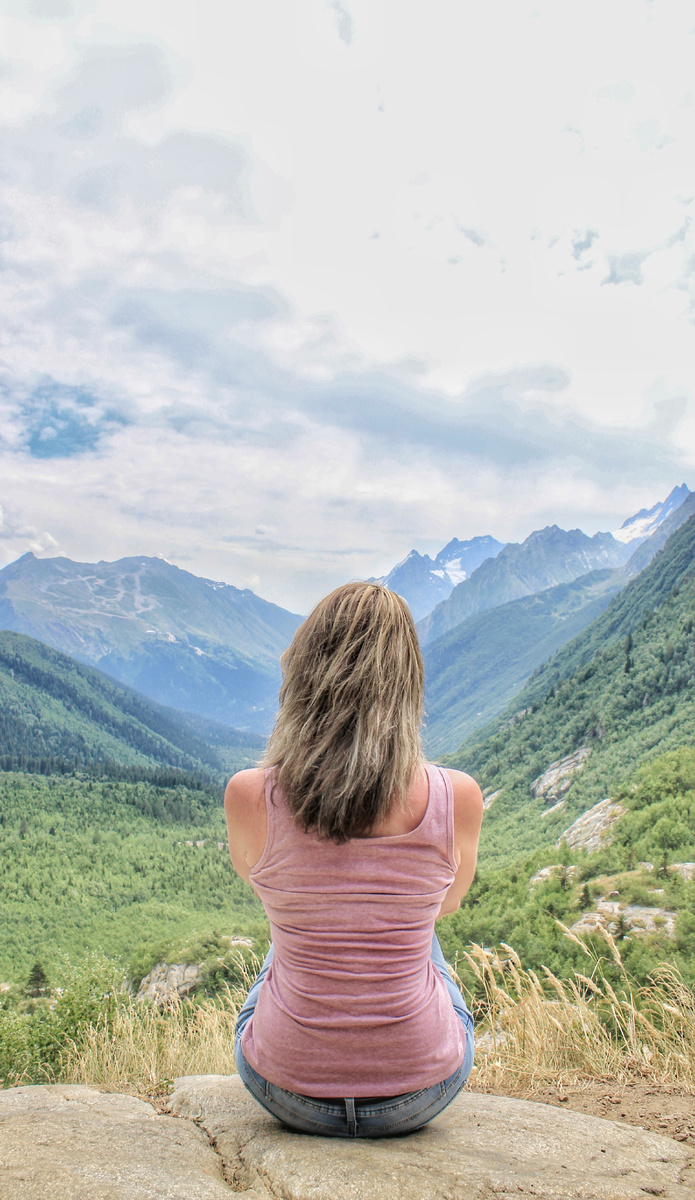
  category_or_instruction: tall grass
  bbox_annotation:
[460,925,695,1092]
[63,951,262,1096]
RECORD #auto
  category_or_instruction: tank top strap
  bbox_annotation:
[422,763,456,871]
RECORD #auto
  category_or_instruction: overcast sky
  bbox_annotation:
[0,0,693,612]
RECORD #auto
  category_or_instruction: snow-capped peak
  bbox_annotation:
[612,484,691,545]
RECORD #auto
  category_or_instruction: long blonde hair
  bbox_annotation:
[262,581,424,841]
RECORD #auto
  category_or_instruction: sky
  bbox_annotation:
[0,0,693,613]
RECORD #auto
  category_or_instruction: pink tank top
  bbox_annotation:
[240,763,466,1097]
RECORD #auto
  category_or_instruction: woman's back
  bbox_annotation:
[240,763,467,1098]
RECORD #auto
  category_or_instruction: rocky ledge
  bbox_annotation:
[0,1076,693,1199]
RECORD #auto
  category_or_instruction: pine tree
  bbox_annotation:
[26,961,49,996]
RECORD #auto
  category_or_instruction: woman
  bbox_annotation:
[225,581,483,1138]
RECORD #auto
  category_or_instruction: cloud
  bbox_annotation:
[328,1,354,45]
[603,251,649,285]
[571,229,598,259]
[0,16,692,610]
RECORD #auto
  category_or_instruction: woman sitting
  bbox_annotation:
[225,581,483,1138]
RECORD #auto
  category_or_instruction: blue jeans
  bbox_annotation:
[234,933,474,1138]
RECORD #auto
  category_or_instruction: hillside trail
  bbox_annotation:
[469,1079,695,1146]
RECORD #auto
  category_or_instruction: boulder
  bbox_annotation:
[0,1084,231,1199]
[558,796,625,852]
[531,746,591,803]
[571,899,677,939]
[168,1074,693,1199]
[136,960,205,1003]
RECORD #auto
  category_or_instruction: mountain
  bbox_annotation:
[418,526,632,645]
[423,568,622,755]
[0,629,263,778]
[612,483,690,545]
[374,536,504,621]
[446,509,695,869]
[623,489,695,578]
[0,554,302,732]
[422,493,695,754]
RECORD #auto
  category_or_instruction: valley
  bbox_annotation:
[0,483,693,1006]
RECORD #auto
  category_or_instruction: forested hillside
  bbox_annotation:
[438,746,695,990]
[0,630,262,778]
[447,512,695,868]
[0,771,265,981]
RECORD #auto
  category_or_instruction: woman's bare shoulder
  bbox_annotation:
[444,769,484,828]
[224,767,266,812]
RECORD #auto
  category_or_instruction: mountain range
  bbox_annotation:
[0,554,301,733]
[1,485,695,989]
[423,488,695,752]
[0,485,690,753]
[377,485,690,626]
[373,536,505,621]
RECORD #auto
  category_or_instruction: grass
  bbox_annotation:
[457,926,695,1094]
[62,951,262,1098]
[3,936,694,1098]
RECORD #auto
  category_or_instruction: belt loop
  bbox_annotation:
[344,1097,357,1137]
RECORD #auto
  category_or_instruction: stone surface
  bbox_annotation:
[136,960,205,1003]
[558,795,626,852]
[137,938,253,1004]
[571,899,677,939]
[168,1074,693,1200]
[670,862,695,882]
[482,788,502,811]
[0,1084,232,1199]
[531,746,591,803]
[529,864,577,886]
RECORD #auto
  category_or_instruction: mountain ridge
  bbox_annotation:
[418,525,634,645]
[0,628,262,778]
[0,553,302,732]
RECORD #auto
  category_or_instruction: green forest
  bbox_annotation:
[0,771,267,984]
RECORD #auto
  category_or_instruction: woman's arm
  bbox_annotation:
[436,769,484,918]
[223,767,267,885]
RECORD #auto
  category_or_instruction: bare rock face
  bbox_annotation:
[558,795,626,852]
[482,787,502,811]
[531,746,591,803]
[136,961,205,1004]
[0,1084,232,1199]
[571,900,677,939]
[168,1074,693,1200]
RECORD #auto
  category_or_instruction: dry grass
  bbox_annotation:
[62,934,695,1097]
[459,924,695,1094]
[63,952,261,1097]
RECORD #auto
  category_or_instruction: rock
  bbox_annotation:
[529,864,577,886]
[168,1074,693,1200]
[541,799,566,817]
[482,788,502,810]
[531,746,591,802]
[571,900,678,939]
[557,796,625,852]
[670,862,695,882]
[137,960,205,1004]
[0,1084,231,1199]
[137,938,254,1005]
